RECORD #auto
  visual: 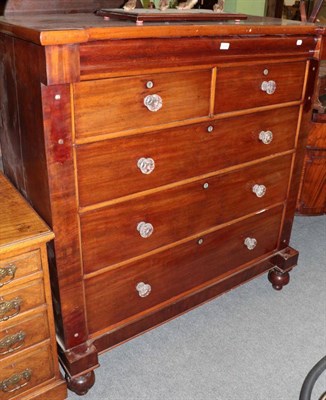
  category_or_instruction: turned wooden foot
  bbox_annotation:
[66,371,96,396]
[268,269,290,290]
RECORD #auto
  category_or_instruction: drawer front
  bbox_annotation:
[85,205,283,334]
[74,69,211,139]
[77,106,298,206]
[0,343,54,400]
[0,251,42,289]
[214,61,306,114]
[81,155,292,273]
[80,36,316,79]
[0,312,49,360]
[0,280,45,324]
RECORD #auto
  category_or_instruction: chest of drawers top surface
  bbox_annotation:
[0,12,322,46]
[0,174,53,251]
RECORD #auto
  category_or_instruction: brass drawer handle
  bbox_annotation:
[244,237,257,250]
[252,184,267,198]
[137,222,154,238]
[0,298,22,322]
[137,157,155,175]
[0,369,32,393]
[261,80,276,95]
[144,94,163,112]
[136,282,152,298]
[258,130,273,144]
[0,264,17,288]
[0,331,26,355]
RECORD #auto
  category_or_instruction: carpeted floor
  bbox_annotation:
[66,215,325,399]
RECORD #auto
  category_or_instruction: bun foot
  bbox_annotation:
[66,370,95,396]
[268,268,290,290]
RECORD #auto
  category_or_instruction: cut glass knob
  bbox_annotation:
[261,80,276,95]
[137,157,155,175]
[136,282,152,297]
[144,94,163,112]
[244,237,257,250]
[137,222,154,238]
[252,184,267,198]
[259,130,273,144]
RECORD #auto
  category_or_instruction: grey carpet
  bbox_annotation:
[66,215,325,399]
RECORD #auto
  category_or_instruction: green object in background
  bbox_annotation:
[225,0,266,16]
[141,0,266,15]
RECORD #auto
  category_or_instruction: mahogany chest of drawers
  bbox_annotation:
[0,173,67,399]
[0,2,323,395]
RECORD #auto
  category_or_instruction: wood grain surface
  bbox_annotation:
[85,204,283,334]
[76,106,299,206]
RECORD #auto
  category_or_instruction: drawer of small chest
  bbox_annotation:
[0,312,49,360]
[85,204,283,334]
[0,251,42,289]
[73,69,211,139]
[77,106,298,206]
[214,60,306,114]
[80,154,292,273]
[0,343,54,399]
[0,280,45,324]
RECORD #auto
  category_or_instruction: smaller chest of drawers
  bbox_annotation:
[0,173,67,400]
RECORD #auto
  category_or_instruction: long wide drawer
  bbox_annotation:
[80,36,316,79]
[80,155,292,273]
[73,69,211,139]
[214,60,306,114]
[0,343,54,400]
[85,204,283,334]
[0,312,49,360]
[77,106,299,206]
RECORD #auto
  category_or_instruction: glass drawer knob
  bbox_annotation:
[244,237,257,250]
[144,94,163,112]
[136,282,152,297]
[252,184,267,198]
[259,130,273,144]
[261,80,276,95]
[137,157,155,175]
[137,222,154,238]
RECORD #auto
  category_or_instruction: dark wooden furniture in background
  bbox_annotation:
[297,34,326,215]
[0,0,323,395]
[0,173,67,399]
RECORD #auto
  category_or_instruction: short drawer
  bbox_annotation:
[0,280,45,324]
[0,250,42,289]
[85,204,283,334]
[214,60,306,114]
[0,343,54,399]
[80,154,292,273]
[77,106,298,206]
[0,312,49,360]
[73,69,211,139]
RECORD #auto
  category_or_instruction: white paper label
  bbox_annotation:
[220,42,230,50]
